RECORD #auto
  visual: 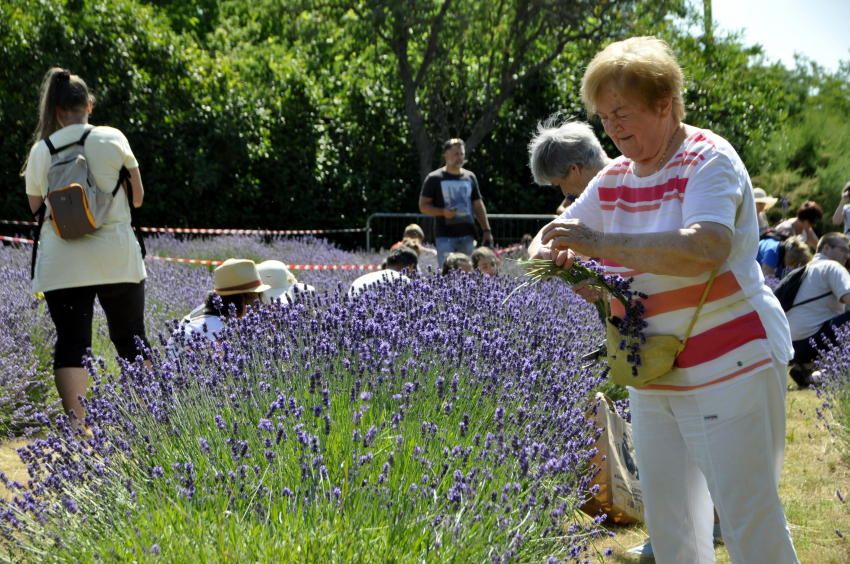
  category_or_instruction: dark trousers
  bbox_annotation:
[43,281,151,369]
[791,310,850,365]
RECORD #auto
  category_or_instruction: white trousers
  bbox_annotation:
[630,358,798,564]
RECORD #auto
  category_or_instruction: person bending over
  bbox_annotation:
[527,117,612,210]
[757,232,812,278]
[775,201,823,248]
[172,259,270,346]
[349,247,418,298]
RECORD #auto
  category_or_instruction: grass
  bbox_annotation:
[593,376,850,564]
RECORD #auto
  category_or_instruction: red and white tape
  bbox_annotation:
[146,256,222,266]
[494,244,523,257]
[137,226,369,235]
[0,220,367,236]
[146,255,381,270]
[286,264,382,271]
[0,236,34,244]
[0,220,37,227]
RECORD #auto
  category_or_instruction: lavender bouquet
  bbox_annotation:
[512,258,648,375]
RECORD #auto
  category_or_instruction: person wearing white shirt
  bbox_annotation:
[170,259,269,350]
[348,247,418,298]
[785,232,850,386]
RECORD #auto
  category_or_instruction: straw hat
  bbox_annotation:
[256,260,297,300]
[214,259,271,296]
[753,188,778,210]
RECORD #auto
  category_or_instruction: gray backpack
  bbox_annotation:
[31,127,145,278]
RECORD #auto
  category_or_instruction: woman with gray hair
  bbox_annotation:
[528,118,611,213]
[529,37,798,562]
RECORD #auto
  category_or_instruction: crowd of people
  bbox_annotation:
[19,34,850,564]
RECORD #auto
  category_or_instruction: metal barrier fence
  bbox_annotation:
[365,213,555,251]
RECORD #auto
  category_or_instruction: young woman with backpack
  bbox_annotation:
[21,68,150,430]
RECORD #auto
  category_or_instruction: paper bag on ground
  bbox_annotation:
[580,392,644,525]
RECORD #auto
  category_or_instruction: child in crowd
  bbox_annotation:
[442,252,472,276]
[471,246,499,277]
[349,247,418,298]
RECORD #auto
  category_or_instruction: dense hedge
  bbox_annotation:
[3,0,839,237]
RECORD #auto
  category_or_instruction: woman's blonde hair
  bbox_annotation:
[784,235,813,268]
[581,36,685,122]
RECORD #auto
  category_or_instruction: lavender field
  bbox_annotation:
[0,235,633,562]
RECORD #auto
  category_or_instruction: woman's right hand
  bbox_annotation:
[533,244,577,269]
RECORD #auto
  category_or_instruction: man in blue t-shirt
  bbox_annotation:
[419,138,494,267]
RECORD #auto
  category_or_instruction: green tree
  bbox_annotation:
[752,59,850,230]
[326,0,678,181]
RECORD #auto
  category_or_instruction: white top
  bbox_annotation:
[179,283,318,323]
[25,124,146,293]
[786,254,850,341]
[562,128,792,393]
[347,270,408,298]
[167,314,227,353]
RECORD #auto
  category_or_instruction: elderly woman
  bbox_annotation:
[527,118,611,212]
[529,37,798,563]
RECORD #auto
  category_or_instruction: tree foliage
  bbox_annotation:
[753,60,850,230]
[1,0,843,241]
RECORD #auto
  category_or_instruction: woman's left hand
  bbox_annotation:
[573,278,604,304]
[540,218,603,259]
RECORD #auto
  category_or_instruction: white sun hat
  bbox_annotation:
[753,188,778,210]
[214,258,271,296]
[256,260,297,301]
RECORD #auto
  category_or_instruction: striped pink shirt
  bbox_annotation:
[563,129,792,393]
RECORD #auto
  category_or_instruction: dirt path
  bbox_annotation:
[0,438,33,502]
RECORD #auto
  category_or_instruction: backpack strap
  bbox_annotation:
[43,127,94,155]
[30,202,46,280]
[118,166,147,258]
[787,266,832,310]
[790,291,833,310]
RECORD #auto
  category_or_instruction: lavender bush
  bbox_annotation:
[0,237,620,561]
[0,246,61,436]
[810,323,850,464]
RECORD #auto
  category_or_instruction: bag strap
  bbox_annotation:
[119,166,146,258]
[682,201,745,346]
[682,268,717,346]
[30,202,46,280]
[784,264,831,310]
[790,291,833,310]
[43,127,94,156]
